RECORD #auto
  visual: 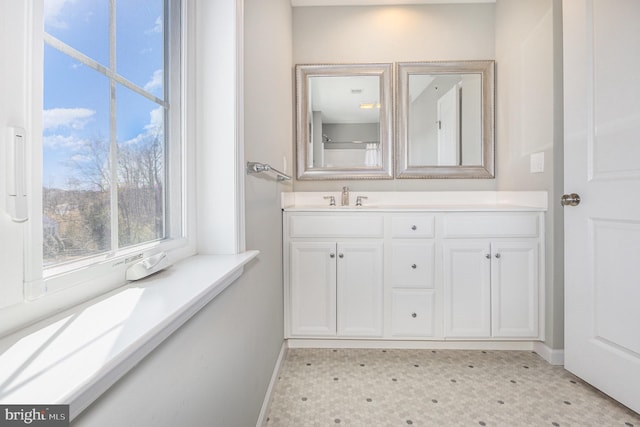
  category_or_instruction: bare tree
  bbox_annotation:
[118,130,165,246]
[44,130,166,263]
[66,137,111,191]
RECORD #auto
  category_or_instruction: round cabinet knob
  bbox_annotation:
[338,253,344,258]
[411,312,417,318]
[411,264,417,269]
[411,225,417,231]
[330,253,335,258]
[495,253,501,259]
[485,254,491,259]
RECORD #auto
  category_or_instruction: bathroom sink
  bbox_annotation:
[281,191,549,212]
[291,204,378,210]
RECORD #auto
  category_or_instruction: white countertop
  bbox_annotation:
[282,191,548,212]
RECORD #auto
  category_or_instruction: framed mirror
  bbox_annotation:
[296,63,393,180]
[396,60,495,178]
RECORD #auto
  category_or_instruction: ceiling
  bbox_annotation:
[291,0,494,6]
[310,75,381,124]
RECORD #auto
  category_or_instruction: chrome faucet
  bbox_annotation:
[323,195,336,206]
[341,186,349,206]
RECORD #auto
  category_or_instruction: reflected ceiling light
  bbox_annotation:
[359,103,381,109]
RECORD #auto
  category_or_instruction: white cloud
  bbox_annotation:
[70,154,92,163]
[143,69,163,93]
[146,16,163,34]
[43,108,95,131]
[44,0,77,30]
[146,106,164,131]
[43,134,87,150]
[123,107,164,145]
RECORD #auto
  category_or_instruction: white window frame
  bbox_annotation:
[24,0,195,300]
[0,0,245,338]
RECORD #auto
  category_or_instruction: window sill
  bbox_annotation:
[0,251,259,420]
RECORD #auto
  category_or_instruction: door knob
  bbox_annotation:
[561,193,581,207]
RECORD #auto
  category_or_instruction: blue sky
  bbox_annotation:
[43,0,164,189]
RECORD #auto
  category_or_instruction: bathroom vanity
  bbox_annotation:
[282,191,547,346]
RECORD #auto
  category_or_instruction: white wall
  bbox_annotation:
[494,0,563,349]
[292,3,497,192]
[72,0,293,425]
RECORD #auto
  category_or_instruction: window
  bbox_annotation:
[41,1,183,273]
[12,0,190,301]
[0,0,242,334]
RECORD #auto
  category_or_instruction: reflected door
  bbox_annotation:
[563,0,640,413]
[437,84,460,166]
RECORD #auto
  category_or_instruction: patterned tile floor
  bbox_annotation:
[265,348,640,427]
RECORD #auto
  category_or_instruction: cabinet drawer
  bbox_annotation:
[391,242,435,288]
[391,216,435,238]
[391,290,435,337]
[443,213,539,238]
[289,215,384,238]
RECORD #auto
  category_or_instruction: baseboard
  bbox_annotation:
[287,339,538,351]
[533,341,565,365]
[256,341,288,427]
[286,339,565,366]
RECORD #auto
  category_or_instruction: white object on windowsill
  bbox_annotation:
[125,252,171,281]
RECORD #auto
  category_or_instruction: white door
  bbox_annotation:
[563,0,640,413]
[491,240,539,338]
[289,242,337,336]
[336,241,384,337]
[443,240,491,337]
[437,84,460,166]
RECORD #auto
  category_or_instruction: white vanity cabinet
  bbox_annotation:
[283,192,546,345]
[442,213,542,338]
[285,214,384,338]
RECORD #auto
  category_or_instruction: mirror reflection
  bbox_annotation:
[296,63,393,180]
[308,75,381,168]
[408,73,482,166]
[397,60,495,179]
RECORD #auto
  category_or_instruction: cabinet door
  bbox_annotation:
[443,240,491,337]
[337,241,384,337]
[491,240,539,337]
[290,242,337,336]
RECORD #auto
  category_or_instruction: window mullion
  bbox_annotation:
[110,81,119,254]
[109,0,119,253]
